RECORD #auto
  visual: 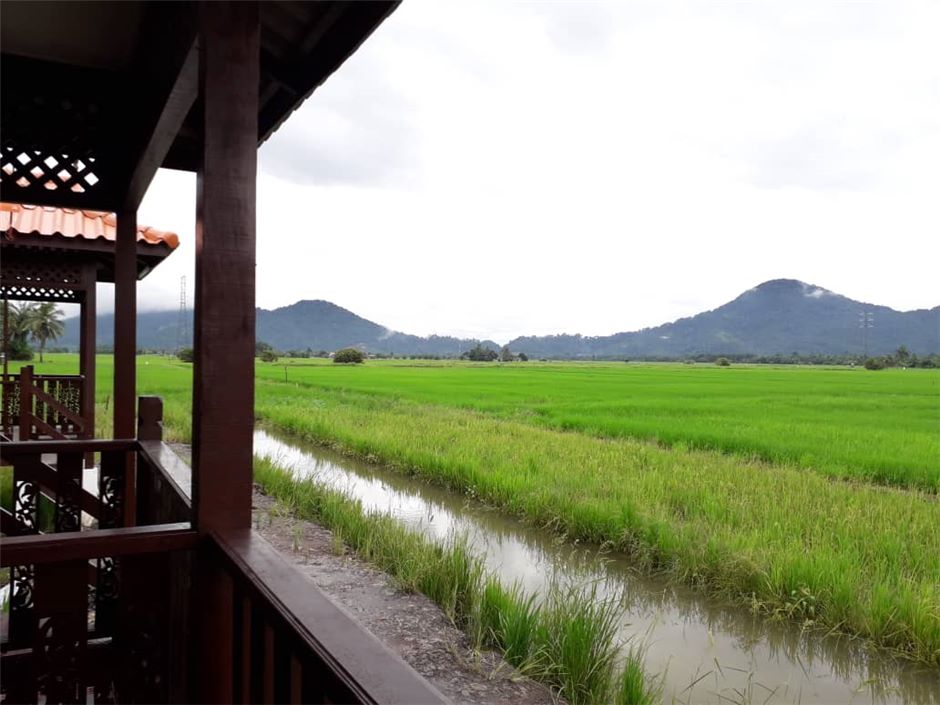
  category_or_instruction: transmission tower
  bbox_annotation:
[177,276,188,354]
[858,311,874,357]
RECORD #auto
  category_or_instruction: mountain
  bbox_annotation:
[58,280,939,358]
[59,300,498,357]
[508,280,940,358]
[254,300,498,356]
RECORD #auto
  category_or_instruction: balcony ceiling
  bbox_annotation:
[0,1,398,211]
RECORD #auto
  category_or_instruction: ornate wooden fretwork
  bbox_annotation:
[0,257,87,304]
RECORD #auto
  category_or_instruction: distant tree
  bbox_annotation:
[500,345,514,362]
[177,347,195,363]
[894,346,912,368]
[864,357,885,370]
[333,347,364,364]
[461,343,498,362]
[518,352,528,362]
[29,302,65,363]
[715,357,731,367]
[260,350,279,363]
[256,340,274,356]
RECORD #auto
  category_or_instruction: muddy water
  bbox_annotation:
[254,428,939,705]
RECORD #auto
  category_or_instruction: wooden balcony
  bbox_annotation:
[0,397,447,704]
[1,368,90,442]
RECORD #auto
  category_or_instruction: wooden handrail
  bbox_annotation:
[0,522,197,567]
[139,440,192,507]
[0,438,138,455]
[211,528,449,705]
[1,373,84,382]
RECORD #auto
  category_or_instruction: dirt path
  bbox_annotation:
[252,488,561,705]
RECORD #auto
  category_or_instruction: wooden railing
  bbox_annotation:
[1,396,448,704]
[0,401,198,703]
[2,368,87,440]
[203,529,447,705]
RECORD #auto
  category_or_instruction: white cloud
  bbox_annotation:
[131,0,940,343]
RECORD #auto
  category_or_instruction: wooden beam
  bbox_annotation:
[192,0,259,534]
[0,439,137,457]
[0,523,197,568]
[122,44,198,210]
[120,3,199,210]
[258,2,399,144]
[113,210,137,440]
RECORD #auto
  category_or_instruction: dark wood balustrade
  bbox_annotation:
[2,367,89,441]
[1,396,448,704]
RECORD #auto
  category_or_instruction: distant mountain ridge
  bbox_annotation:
[507,279,939,358]
[61,300,499,357]
[60,280,939,357]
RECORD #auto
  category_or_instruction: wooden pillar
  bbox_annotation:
[113,210,137,439]
[193,5,259,702]
[192,0,259,535]
[80,266,96,462]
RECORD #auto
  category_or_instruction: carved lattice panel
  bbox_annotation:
[0,256,87,303]
[0,284,82,303]
[10,459,39,647]
[1,149,101,196]
[0,81,110,207]
[0,259,84,289]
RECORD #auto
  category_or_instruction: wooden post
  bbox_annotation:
[192,0,259,535]
[2,299,8,377]
[137,396,163,442]
[114,210,137,527]
[193,3,258,701]
[113,210,137,440]
[18,365,32,441]
[80,265,97,465]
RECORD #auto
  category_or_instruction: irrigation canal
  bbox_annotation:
[255,428,938,705]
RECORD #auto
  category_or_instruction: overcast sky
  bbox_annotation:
[120,0,938,343]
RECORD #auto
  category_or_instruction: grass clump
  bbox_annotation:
[254,455,652,705]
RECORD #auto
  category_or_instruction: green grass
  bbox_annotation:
[254,455,657,705]
[251,359,939,491]
[8,355,940,664]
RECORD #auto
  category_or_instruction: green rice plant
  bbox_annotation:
[536,583,623,705]
[253,389,940,663]
[480,580,543,672]
[616,646,660,705]
[253,454,652,704]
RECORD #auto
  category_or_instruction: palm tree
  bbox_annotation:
[29,303,65,363]
[3,301,37,361]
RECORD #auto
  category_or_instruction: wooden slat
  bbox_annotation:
[27,385,85,428]
[212,528,448,705]
[0,506,29,536]
[1,439,137,456]
[34,559,87,702]
[28,458,101,520]
[25,414,67,441]
[0,523,197,567]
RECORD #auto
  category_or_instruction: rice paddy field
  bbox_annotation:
[5,355,940,666]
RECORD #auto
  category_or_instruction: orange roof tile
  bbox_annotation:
[0,202,179,249]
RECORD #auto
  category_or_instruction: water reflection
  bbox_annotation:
[255,428,939,705]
